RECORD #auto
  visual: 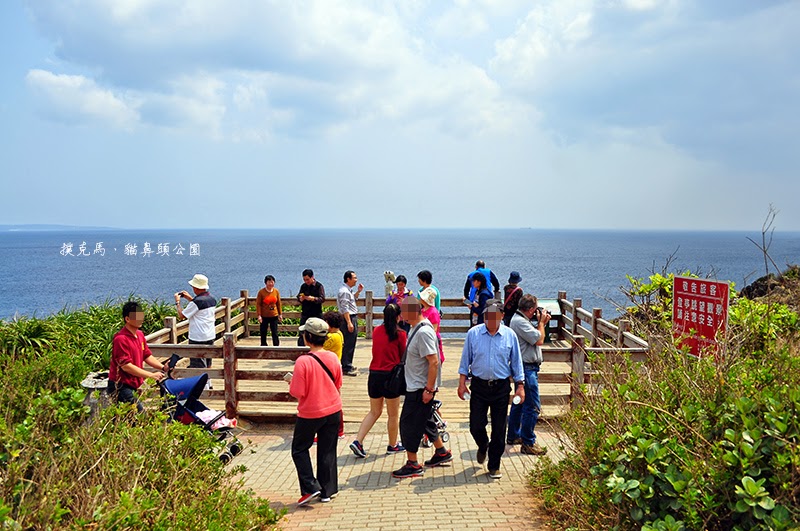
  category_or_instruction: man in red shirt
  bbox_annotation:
[107,301,167,411]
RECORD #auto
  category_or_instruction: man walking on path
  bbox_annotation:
[297,269,325,346]
[337,270,363,376]
[175,273,216,368]
[506,294,549,455]
[393,297,453,478]
[463,260,500,302]
[458,300,525,479]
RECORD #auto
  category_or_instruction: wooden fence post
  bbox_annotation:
[240,290,250,338]
[571,298,582,335]
[556,291,567,339]
[223,332,237,419]
[365,290,374,339]
[221,297,231,333]
[617,319,630,348]
[570,335,586,408]
[591,308,602,348]
[165,316,177,344]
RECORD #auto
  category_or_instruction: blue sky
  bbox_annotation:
[1,0,799,230]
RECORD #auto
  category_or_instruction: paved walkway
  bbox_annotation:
[236,422,559,530]
[223,336,561,530]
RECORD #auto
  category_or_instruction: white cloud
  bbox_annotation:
[431,6,489,38]
[23,0,537,139]
[620,0,662,11]
[25,69,138,129]
[491,0,594,85]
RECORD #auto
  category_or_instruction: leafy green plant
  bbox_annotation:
[532,274,800,530]
[0,297,282,530]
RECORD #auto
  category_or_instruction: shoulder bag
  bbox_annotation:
[384,322,430,396]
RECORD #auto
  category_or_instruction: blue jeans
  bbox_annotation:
[506,365,541,445]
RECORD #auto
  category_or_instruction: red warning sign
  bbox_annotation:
[672,276,730,357]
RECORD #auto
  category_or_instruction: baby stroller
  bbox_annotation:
[161,370,242,463]
[421,399,449,447]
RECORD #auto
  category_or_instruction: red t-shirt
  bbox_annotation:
[370,325,408,371]
[109,327,152,389]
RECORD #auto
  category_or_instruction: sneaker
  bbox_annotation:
[476,446,487,465]
[344,369,359,377]
[297,490,320,506]
[521,443,548,456]
[349,440,366,458]
[392,461,424,478]
[320,492,338,503]
[488,469,503,479]
[424,449,453,467]
[506,437,522,445]
[386,443,405,454]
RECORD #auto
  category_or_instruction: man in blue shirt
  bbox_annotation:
[458,300,525,479]
[462,260,500,302]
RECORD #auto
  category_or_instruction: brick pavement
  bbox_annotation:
[234,421,560,530]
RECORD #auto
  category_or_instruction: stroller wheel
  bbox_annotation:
[421,436,432,448]
[228,441,243,456]
[441,432,450,443]
[219,450,233,464]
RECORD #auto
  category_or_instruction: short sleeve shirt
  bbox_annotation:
[404,320,440,392]
[109,327,152,390]
[323,330,344,361]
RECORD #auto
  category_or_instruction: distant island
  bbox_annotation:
[0,224,118,232]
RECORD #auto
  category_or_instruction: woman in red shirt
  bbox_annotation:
[348,304,408,458]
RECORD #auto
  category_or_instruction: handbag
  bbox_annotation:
[384,322,430,396]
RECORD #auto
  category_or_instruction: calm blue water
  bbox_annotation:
[1,228,799,321]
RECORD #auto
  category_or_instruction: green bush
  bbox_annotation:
[1,387,283,529]
[0,297,283,530]
[532,274,800,530]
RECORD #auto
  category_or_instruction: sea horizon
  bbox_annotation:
[2,227,799,321]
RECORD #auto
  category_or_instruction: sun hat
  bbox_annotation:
[508,271,522,284]
[299,317,329,337]
[188,274,209,290]
[483,299,503,314]
[420,287,437,307]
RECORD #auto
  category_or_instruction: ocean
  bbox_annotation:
[1,228,799,321]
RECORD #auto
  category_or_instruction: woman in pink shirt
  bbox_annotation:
[420,288,444,363]
[288,318,343,506]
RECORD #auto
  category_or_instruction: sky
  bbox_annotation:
[1,0,799,231]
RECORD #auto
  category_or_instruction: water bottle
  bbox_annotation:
[512,395,522,405]
[463,391,471,401]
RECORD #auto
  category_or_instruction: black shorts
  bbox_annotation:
[367,370,401,400]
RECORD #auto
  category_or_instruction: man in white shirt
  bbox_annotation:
[337,270,363,376]
[175,273,217,368]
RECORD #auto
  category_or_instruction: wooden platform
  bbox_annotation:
[199,337,572,427]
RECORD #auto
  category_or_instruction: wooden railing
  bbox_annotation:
[238,289,489,339]
[144,290,650,419]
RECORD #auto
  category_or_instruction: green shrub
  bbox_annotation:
[1,387,283,530]
[532,273,800,530]
[0,298,282,530]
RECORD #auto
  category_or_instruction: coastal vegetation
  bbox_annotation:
[0,299,283,529]
[532,266,800,530]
